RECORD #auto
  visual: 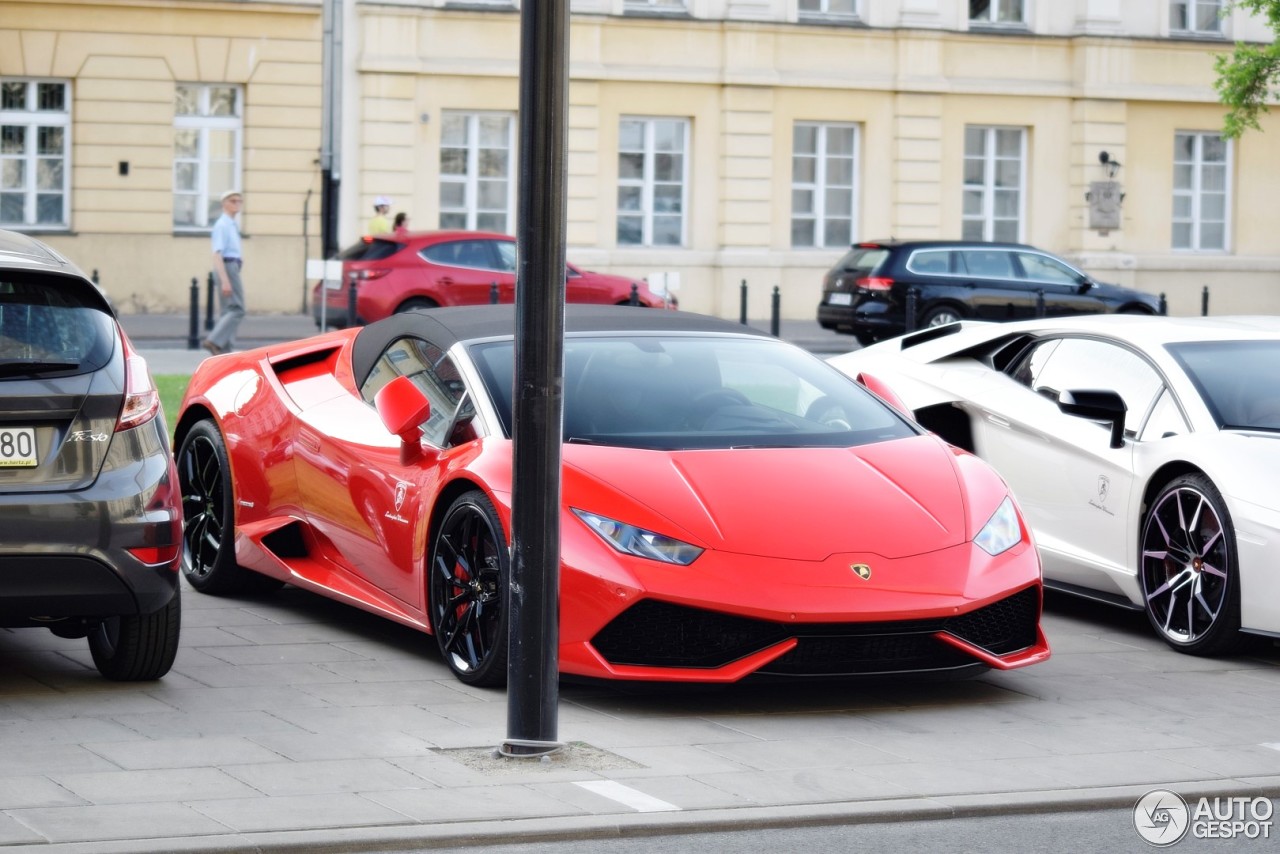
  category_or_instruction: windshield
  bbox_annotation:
[1167,340,1280,431]
[469,335,917,450]
[0,275,116,373]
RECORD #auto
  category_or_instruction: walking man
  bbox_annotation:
[204,189,245,356]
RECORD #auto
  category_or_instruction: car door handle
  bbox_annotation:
[986,413,1010,429]
[439,276,454,285]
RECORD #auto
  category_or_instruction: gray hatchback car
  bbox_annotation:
[0,230,181,680]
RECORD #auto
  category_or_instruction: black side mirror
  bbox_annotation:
[1058,389,1126,448]
[1077,278,1093,294]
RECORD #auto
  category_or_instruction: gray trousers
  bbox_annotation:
[208,260,245,351]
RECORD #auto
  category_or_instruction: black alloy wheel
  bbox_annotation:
[177,420,276,595]
[428,490,510,686]
[1139,473,1243,655]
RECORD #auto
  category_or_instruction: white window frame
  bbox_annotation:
[0,78,70,230]
[969,0,1026,26]
[616,117,689,248]
[438,110,516,234]
[962,125,1026,243]
[623,0,688,15]
[791,121,859,249]
[1172,131,1231,252]
[1170,0,1223,35]
[797,0,861,23]
[173,84,243,231]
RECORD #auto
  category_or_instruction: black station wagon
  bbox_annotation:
[817,240,1161,345]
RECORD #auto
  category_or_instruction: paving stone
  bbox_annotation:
[84,735,286,770]
[9,802,230,843]
[223,757,436,796]
[190,792,413,833]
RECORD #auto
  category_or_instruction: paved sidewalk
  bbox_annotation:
[1,583,1278,852]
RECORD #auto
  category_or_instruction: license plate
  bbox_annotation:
[827,292,853,306]
[0,427,38,467]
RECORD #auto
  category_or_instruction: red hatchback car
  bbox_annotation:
[312,230,673,327]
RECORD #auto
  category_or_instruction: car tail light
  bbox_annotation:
[856,276,894,291]
[358,268,391,281]
[128,459,182,567]
[116,332,161,432]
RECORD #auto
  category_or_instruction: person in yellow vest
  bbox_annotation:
[368,196,393,235]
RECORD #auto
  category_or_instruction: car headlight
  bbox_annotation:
[572,509,704,565]
[974,495,1022,556]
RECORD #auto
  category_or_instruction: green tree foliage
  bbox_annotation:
[1215,0,1280,137]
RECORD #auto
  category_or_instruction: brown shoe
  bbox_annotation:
[202,340,222,356]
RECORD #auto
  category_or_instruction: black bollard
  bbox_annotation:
[1036,289,1046,318]
[92,269,100,286]
[347,273,359,326]
[1201,285,1209,317]
[188,277,200,350]
[770,286,780,337]
[740,279,748,325]
[905,287,918,332]
[1159,293,1168,316]
[490,281,500,304]
[205,272,215,330]
[629,282,639,306]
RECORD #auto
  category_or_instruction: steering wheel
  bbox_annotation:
[805,396,852,430]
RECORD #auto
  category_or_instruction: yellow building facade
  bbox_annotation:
[2,0,1277,319]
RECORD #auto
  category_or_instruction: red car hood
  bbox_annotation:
[562,434,966,561]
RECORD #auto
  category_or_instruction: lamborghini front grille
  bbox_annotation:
[590,586,1040,676]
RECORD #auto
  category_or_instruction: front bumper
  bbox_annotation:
[558,532,1050,682]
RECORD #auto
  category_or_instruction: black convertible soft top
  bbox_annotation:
[351,304,768,389]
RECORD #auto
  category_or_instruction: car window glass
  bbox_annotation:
[494,240,517,273]
[958,250,1014,278]
[0,276,115,372]
[907,250,951,275]
[1139,387,1189,441]
[1015,252,1080,285]
[360,336,474,448]
[1028,338,1164,433]
[836,247,889,274]
[1010,339,1061,390]
[468,335,915,450]
[339,238,402,262]
[422,240,499,272]
[1167,340,1280,431]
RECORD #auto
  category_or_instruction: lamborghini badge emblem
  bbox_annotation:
[851,563,872,581]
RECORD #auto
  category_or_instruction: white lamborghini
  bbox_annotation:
[829,314,1280,656]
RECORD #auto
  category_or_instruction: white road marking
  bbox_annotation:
[574,780,681,813]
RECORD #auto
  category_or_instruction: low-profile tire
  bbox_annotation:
[1139,473,1244,655]
[177,420,281,595]
[396,297,439,315]
[920,305,963,328]
[88,590,181,681]
[428,490,510,687]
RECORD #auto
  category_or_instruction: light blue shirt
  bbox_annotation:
[211,212,241,260]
